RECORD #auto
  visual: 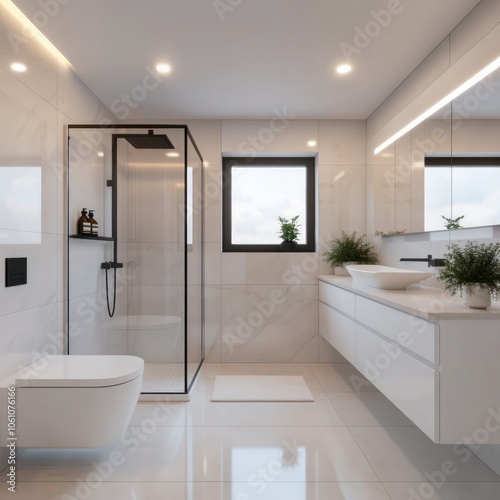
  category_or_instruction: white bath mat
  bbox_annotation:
[211,375,314,402]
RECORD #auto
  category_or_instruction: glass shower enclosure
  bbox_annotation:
[67,125,204,399]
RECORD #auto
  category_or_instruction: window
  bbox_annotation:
[222,156,315,252]
[425,156,500,230]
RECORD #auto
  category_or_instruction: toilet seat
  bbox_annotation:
[16,355,144,388]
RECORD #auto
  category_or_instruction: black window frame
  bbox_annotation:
[222,156,316,252]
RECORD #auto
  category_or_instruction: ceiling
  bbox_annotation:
[13,0,482,120]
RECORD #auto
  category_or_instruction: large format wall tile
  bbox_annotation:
[222,252,318,285]
[204,285,222,363]
[0,2,58,106]
[319,121,366,166]
[0,67,59,235]
[128,242,184,286]
[222,120,319,154]
[0,232,58,316]
[0,303,59,380]
[58,61,111,124]
[221,284,318,362]
[68,238,113,298]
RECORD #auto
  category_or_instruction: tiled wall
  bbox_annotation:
[124,118,367,363]
[0,3,115,382]
[195,119,367,363]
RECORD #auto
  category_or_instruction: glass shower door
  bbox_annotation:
[67,125,204,397]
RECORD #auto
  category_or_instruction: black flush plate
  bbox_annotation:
[5,258,27,287]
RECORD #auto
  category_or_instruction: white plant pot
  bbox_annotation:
[463,285,491,309]
[334,266,350,276]
[334,262,358,276]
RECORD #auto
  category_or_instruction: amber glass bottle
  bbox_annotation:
[88,209,99,237]
[77,208,91,235]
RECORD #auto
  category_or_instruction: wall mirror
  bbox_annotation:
[373,63,500,235]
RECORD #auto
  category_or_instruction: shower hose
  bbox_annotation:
[105,264,117,317]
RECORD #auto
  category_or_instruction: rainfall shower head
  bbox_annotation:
[125,130,174,149]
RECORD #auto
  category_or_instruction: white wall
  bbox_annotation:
[125,118,367,364]
[0,3,116,468]
[216,119,367,363]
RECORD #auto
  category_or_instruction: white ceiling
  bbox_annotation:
[13,0,482,120]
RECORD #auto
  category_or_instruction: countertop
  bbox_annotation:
[318,275,500,321]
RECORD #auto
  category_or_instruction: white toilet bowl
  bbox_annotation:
[109,315,182,363]
[0,354,143,448]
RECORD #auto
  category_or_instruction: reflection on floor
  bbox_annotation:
[6,362,500,499]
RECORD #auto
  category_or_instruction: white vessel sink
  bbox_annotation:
[346,265,433,290]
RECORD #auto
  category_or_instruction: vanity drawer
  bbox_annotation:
[355,324,439,442]
[356,296,439,365]
[319,302,355,364]
[319,281,355,318]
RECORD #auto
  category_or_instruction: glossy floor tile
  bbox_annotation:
[16,425,378,482]
[10,481,392,500]
[309,362,378,392]
[5,363,500,499]
[131,385,344,427]
[350,426,500,482]
[327,392,415,427]
[383,481,500,500]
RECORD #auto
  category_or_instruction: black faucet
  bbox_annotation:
[399,254,446,267]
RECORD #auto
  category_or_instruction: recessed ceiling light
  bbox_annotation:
[307,140,317,147]
[336,64,352,74]
[97,151,104,157]
[156,63,171,74]
[166,152,179,158]
[10,62,27,73]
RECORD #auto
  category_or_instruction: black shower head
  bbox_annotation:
[125,130,174,149]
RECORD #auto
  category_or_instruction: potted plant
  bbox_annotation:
[442,215,464,230]
[439,241,500,309]
[278,215,300,251]
[323,231,378,275]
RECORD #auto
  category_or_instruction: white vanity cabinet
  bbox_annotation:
[319,276,500,444]
[319,282,356,364]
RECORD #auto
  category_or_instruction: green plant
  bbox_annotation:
[442,215,464,230]
[323,231,378,267]
[277,215,300,242]
[439,241,500,297]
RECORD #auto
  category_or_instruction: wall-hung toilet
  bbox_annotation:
[0,354,143,448]
[109,315,182,363]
